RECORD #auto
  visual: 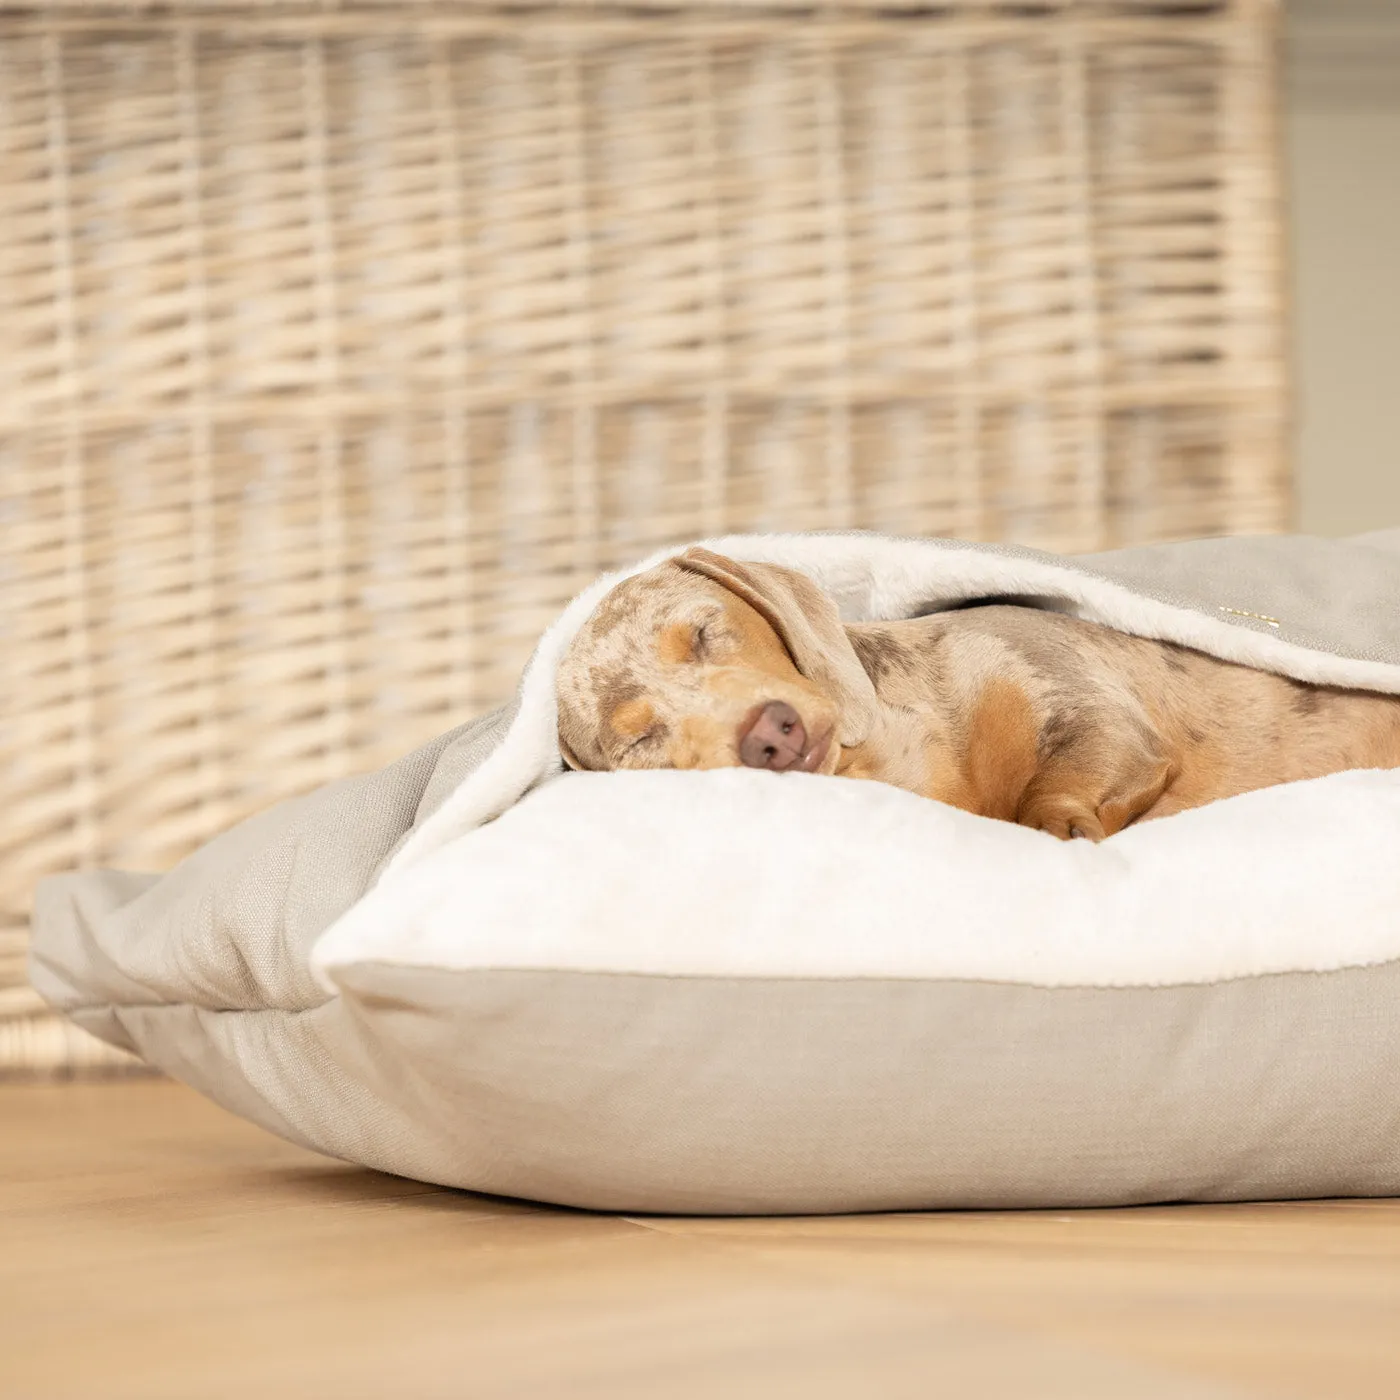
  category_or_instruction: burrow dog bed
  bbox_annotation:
[31,529,1400,1214]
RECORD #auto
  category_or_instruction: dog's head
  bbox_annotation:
[556,548,879,775]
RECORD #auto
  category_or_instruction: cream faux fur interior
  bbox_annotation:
[315,763,1400,991]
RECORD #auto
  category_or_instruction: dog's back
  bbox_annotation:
[859,605,1400,823]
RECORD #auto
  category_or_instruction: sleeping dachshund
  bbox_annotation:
[555,547,1400,839]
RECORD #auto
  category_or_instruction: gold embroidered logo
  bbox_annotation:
[1218,605,1280,629]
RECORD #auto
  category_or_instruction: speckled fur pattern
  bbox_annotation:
[557,548,1400,840]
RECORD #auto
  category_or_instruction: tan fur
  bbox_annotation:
[610,698,656,740]
[556,548,1400,837]
[656,624,696,667]
[961,678,1040,824]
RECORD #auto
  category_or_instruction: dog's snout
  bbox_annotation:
[739,701,807,771]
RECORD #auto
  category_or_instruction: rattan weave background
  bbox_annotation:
[2,0,1287,1073]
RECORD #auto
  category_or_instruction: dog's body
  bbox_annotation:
[556,548,1400,838]
[837,606,1400,836]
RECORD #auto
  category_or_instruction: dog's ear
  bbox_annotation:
[674,547,878,746]
[556,677,595,771]
[556,700,599,770]
[557,731,589,771]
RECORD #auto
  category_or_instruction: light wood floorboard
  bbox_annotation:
[3,1080,1398,1399]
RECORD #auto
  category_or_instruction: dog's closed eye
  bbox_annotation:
[692,613,733,659]
[661,616,723,666]
[621,727,670,764]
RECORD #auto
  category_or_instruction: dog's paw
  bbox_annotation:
[1020,801,1106,842]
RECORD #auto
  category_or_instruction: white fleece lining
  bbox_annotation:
[313,764,1400,989]
[310,531,1400,992]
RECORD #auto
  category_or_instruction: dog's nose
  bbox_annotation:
[738,701,807,771]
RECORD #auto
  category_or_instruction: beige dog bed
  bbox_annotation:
[31,529,1400,1213]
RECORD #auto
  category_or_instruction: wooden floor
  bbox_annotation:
[3,1081,1399,1399]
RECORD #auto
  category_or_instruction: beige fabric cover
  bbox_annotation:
[28,529,1400,1213]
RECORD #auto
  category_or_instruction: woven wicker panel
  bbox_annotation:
[1,0,1287,1073]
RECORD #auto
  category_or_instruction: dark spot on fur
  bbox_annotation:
[583,593,631,641]
[1185,725,1205,744]
[590,673,643,728]
[583,570,671,640]
[849,630,910,684]
[1038,708,1089,760]
[1162,645,1190,674]
[1291,685,1324,717]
